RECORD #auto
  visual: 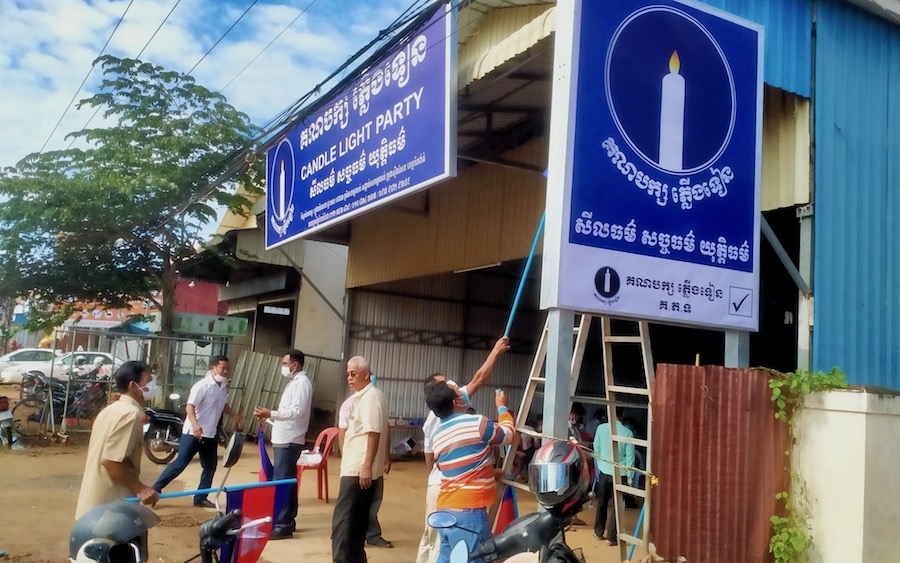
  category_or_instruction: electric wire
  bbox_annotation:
[68,0,185,150]
[38,0,135,154]
[220,0,321,93]
[186,0,259,76]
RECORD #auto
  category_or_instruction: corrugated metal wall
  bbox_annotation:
[347,272,544,434]
[812,0,900,388]
[701,0,812,96]
[761,87,810,210]
[347,137,547,287]
[651,364,789,562]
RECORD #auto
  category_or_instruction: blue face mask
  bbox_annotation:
[369,373,377,387]
[460,388,471,409]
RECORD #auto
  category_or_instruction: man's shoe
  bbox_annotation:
[366,537,393,548]
[193,500,216,509]
[270,528,293,540]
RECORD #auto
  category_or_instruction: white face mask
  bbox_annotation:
[213,374,228,384]
[141,379,161,401]
[281,366,292,378]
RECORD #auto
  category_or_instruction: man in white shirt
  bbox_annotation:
[415,336,509,563]
[255,349,312,539]
[153,355,243,508]
[332,356,388,562]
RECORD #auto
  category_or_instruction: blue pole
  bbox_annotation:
[627,502,646,561]
[504,212,546,337]
[124,478,298,502]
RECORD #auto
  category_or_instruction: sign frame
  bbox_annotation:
[541,0,764,332]
[265,3,457,249]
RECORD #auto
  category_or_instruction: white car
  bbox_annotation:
[1,351,125,383]
[0,348,62,382]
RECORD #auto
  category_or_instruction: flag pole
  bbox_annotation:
[124,478,298,502]
[504,212,546,337]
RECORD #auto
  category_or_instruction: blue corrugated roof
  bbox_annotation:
[813,0,900,387]
[701,0,812,96]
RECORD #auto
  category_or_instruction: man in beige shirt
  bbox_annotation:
[331,356,388,563]
[75,361,160,520]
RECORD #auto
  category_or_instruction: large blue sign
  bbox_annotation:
[266,5,456,248]
[543,0,763,331]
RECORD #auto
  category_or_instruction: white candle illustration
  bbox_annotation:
[603,268,611,294]
[279,161,285,217]
[659,51,685,171]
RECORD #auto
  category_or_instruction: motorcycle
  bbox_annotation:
[429,439,591,563]
[0,395,13,448]
[143,394,230,465]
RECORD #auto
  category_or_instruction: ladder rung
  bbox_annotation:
[517,428,542,438]
[499,479,531,492]
[530,376,545,384]
[616,533,647,547]
[611,435,649,447]
[614,483,646,498]
[607,384,650,396]
[604,335,643,344]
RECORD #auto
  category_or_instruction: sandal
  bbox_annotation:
[366,537,394,548]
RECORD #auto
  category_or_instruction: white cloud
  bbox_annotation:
[0,0,406,168]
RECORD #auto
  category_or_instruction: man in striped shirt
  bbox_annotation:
[426,382,515,562]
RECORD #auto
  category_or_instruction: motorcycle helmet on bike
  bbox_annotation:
[528,439,591,516]
[70,501,160,563]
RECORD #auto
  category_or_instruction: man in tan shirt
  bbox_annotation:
[75,361,160,520]
[331,356,388,563]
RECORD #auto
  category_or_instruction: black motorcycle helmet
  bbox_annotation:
[69,501,160,563]
[528,439,591,516]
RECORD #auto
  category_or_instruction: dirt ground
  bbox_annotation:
[0,386,645,563]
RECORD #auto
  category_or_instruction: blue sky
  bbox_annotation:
[0,0,410,168]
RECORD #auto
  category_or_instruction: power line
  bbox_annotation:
[38,0,136,154]
[186,0,259,76]
[68,0,185,150]
[220,0,321,93]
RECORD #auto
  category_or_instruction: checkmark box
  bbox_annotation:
[728,287,753,317]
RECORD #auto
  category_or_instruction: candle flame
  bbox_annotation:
[280,161,284,172]
[669,51,680,74]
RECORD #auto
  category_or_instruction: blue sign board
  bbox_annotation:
[266,5,456,248]
[542,0,763,331]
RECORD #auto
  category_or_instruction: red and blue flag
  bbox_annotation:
[493,484,519,533]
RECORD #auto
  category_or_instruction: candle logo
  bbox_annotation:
[269,139,296,237]
[604,6,736,175]
[594,266,621,301]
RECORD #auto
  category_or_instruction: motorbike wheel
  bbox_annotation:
[144,425,177,464]
[12,397,50,437]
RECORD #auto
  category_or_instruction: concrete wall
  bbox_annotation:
[793,388,900,562]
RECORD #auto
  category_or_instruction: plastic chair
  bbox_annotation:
[296,427,339,503]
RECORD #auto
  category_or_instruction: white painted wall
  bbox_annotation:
[793,388,900,562]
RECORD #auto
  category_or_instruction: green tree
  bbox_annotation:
[0,55,263,381]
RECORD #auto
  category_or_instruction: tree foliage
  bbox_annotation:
[0,55,263,352]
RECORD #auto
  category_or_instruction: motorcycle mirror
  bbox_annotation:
[426,511,458,529]
[222,431,244,468]
[449,540,468,563]
[168,393,181,401]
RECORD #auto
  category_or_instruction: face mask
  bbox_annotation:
[281,366,292,378]
[460,388,471,409]
[141,379,160,401]
[213,374,228,384]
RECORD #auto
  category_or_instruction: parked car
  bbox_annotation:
[0,348,62,383]
[1,351,125,383]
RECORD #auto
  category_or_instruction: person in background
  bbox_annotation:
[255,349,313,540]
[337,375,393,549]
[415,336,510,563]
[154,355,243,508]
[592,407,635,546]
[332,356,389,563]
[76,362,160,517]
[427,382,514,562]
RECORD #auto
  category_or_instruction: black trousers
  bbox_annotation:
[593,471,618,541]
[366,477,383,541]
[332,476,379,563]
[273,443,304,532]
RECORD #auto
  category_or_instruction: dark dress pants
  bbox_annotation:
[153,434,217,504]
[593,471,618,541]
[332,476,379,562]
[273,443,304,533]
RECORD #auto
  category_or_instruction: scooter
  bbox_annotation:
[143,394,230,465]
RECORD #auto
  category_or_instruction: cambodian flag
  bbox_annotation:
[493,484,519,534]
[218,428,292,563]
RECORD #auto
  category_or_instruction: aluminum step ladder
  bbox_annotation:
[601,316,654,560]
